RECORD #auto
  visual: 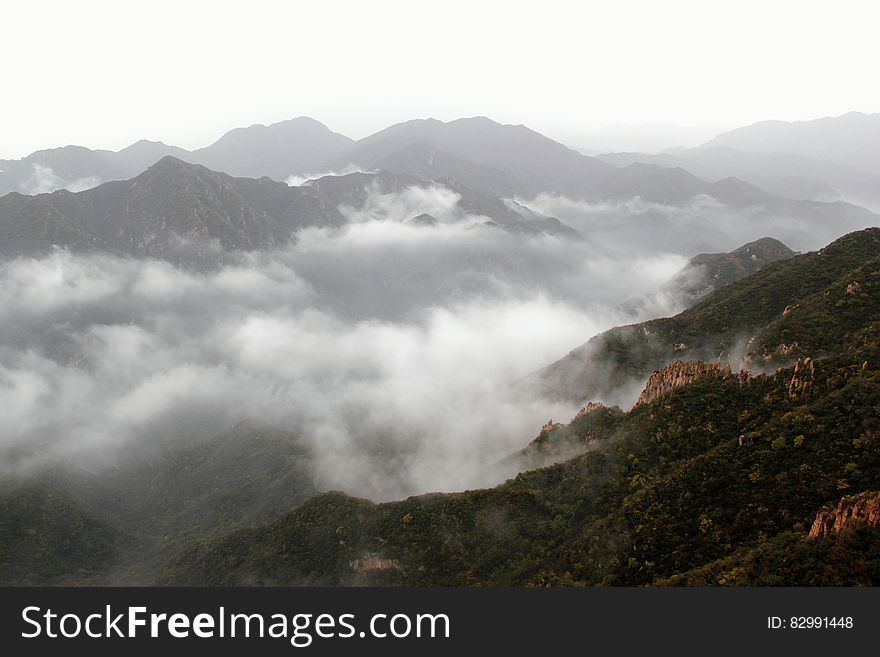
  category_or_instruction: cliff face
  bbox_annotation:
[809,491,880,540]
[635,360,751,407]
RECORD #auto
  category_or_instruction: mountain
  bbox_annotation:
[535,228,880,405]
[325,116,748,204]
[322,117,879,248]
[0,142,188,196]
[324,116,613,199]
[189,117,354,179]
[664,236,796,304]
[573,122,726,154]
[705,111,880,174]
[159,227,880,586]
[534,228,880,400]
[0,118,351,196]
[617,236,797,318]
[103,420,319,544]
[0,156,346,262]
[5,116,880,249]
[597,145,880,210]
[0,420,319,585]
[307,169,581,238]
[359,141,526,199]
[0,153,587,264]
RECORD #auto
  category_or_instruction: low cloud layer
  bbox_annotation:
[285,165,375,187]
[20,163,102,195]
[0,209,687,500]
[523,193,877,253]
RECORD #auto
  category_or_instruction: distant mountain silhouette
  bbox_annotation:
[323,116,612,199]
[0,118,352,196]
[188,117,353,179]
[0,157,584,262]
[705,111,880,174]
[598,145,880,209]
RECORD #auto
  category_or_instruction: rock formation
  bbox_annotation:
[540,419,562,434]
[788,356,815,399]
[572,401,606,421]
[635,360,751,407]
[808,491,880,540]
[350,553,399,572]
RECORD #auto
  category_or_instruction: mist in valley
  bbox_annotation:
[0,183,697,502]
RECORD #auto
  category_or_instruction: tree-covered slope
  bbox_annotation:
[0,484,128,585]
[535,227,880,403]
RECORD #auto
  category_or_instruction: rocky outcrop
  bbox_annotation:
[808,491,880,540]
[350,553,399,572]
[572,401,606,421]
[788,356,815,399]
[635,360,751,407]
[539,419,562,434]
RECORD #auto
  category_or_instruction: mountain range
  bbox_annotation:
[2,115,878,264]
[4,112,879,205]
[0,117,351,196]
[1,111,879,588]
[706,111,880,175]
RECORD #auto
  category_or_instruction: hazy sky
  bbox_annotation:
[3,0,879,159]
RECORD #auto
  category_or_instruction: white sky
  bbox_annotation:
[3,0,879,159]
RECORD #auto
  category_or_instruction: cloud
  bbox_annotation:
[19,163,101,195]
[338,182,463,224]
[285,165,376,187]
[0,217,687,500]
[521,193,877,253]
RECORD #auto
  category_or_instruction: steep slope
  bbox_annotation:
[0,156,346,262]
[161,228,880,586]
[114,140,191,174]
[1,420,319,584]
[705,111,880,174]
[536,228,880,404]
[104,420,319,544]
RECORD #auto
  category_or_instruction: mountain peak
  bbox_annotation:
[143,155,201,175]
